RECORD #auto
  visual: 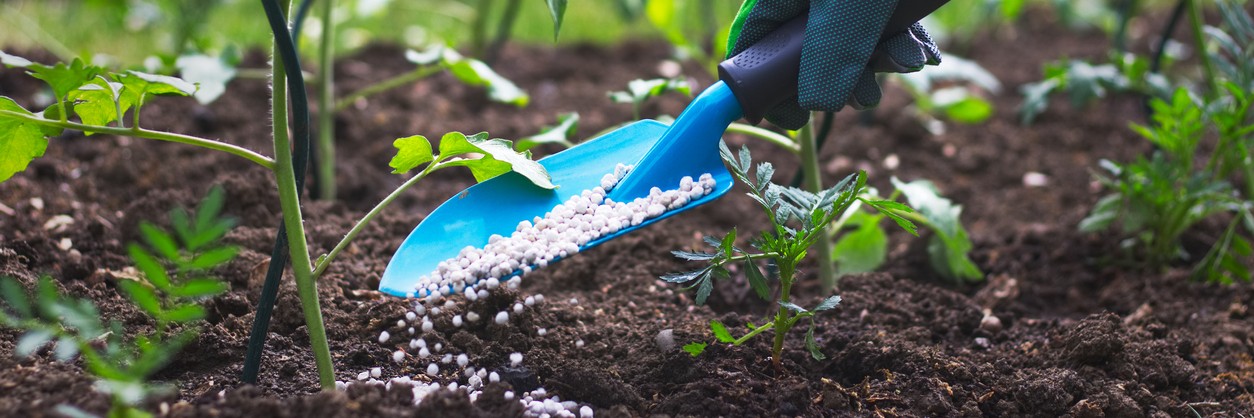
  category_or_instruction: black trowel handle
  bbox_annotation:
[717,0,950,124]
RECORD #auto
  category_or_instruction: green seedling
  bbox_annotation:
[893,53,1000,133]
[1019,54,1174,124]
[0,41,552,391]
[0,186,235,418]
[517,112,579,151]
[1080,2,1253,283]
[668,143,918,369]
[609,77,692,121]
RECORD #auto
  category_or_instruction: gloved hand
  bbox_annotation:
[727,0,942,130]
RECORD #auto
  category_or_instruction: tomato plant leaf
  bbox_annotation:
[16,329,54,357]
[124,70,197,97]
[438,132,555,189]
[662,268,705,284]
[743,254,771,301]
[517,112,578,151]
[175,54,236,105]
[709,320,735,343]
[671,250,716,261]
[70,76,132,128]
[128,244,172,290]
[778,301,807,314]
[139,222,180,262]
[805,321,825,361]
[389,135,434,174]
[159,303,205,323]
[694,277,714,306]
[864,199,918,236]
[832,210,888,276]
[28,59,103,103]
[813,295,842,312]
[545,0,568,40]
[0,50,33,68]
[0,277,32,318]
[609,78,691,106]
[892,178,983,282]
[53,335,79,362]
[682,342,707,356]
[169,279,230,298]
[187,246,239,270]
[442,51,528,107]
[0,97,59,183]
[117,280,163,317]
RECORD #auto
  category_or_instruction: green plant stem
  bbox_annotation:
[316,0,337,201]
[312,162,440,278]
[471,0,496,56]
[798,120,838,291]
[1187,0,1219,98]
[271,42,336,391]
[334,66,443,111]
[726,123,800,154]
[486,0,522,63]
[771,262,796,370]
[732,321,775,345]
[0,110,276,170]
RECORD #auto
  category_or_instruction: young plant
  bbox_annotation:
[1018,53,1174,124]
[1080,2,1254,283]
[668,143,918,369]
[0,12,554,392]
[0,186,235,418]
[608,77,692,121]
[892,53,1001,135]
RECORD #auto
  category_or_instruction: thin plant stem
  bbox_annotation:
[771,262,795,369]
[1187,0,1219,98]
[312,162,440,278]
[732,321,775,345]
[271,34,336,391]
[0,110,276,170]
[334,66,443,111]
[727,123,799,154]
[316,0,337,200]
[798,119,838,291]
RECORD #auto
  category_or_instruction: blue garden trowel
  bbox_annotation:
[379,1,948,296]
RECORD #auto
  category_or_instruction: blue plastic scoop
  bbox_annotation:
[379,2,947,296]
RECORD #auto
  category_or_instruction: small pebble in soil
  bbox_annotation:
[392,350,405,363]
[426,363,439,376]
[370,367,381,378]
[654,329,675,352]
[510,352,523,366]
[466,311,480,322]
[575,340,584,348]
[378,331,390,343]
[453,315,464,327]
[980,314,1003,333]
[537,328,547,336]
[514,303,524,314]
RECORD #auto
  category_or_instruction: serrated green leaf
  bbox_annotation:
[194,186,227,233]
[833,211,888,276]
[806,321,825,361]
[517,112,578,151]
[0,277,32,318]
[661,269,704,284]
[671,250,716,261]
[865,199,918,236]
[53,335,79,362]
[175,54,236,105]
[0,97,56,182]
[719,228,737,255]
[128,244,171,290]
[1018,78,1059,124]
[743,255,770,301]
[1079,194,1121,232]
[168,279,228,298]
[139,223,179,261]
[389,135,434,174]
[28,59,102,102]
[69,76,131,128]
[159,303,205,323]
[443,52,528,106]
[187,246,238,270]
[0,50,33,67]
[814,295,842,312]
[545,0,568,40]
[891,178,982,281]
[117,280,163,317]
[124,70,197,96]
[778,301,807,313]
[682,342,707,356]
[695,277,713,305]
[609,78,691,106]
[16,329,53,356]
[709,320,735,343]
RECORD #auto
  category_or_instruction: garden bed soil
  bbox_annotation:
[2,10,1252,417]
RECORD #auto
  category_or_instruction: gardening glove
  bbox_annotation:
[727,0,942,130]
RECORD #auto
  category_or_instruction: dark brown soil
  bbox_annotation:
[2,10,1252,418]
